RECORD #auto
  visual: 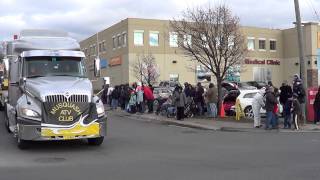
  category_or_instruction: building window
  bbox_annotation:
[91,44,96,55]
[247,38,255,51]
[270,40,277,51]
[134,30,144,46]
[112,36,117,49]
[258,39,266,50]
[98,42,102,52]
[117,34,122,48]
[253,67,272,82]
[169,32,178,47]
[102,41,106,51]
[149,31,159,46]
[184,34,192,47]
[122,33,127,47]
[169,74,179,82]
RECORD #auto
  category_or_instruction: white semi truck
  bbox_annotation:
[1,29,106,149]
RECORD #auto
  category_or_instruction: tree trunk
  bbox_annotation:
[216,78,223,115]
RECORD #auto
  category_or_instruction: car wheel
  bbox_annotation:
[244,106,254,119]
[88,137,104,146]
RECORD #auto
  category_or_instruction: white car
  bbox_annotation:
[230,90,282,119]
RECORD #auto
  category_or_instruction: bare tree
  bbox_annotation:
[132,53,160,85]
[170,4,247,110]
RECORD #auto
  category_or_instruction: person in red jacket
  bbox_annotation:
[144,84,155,113]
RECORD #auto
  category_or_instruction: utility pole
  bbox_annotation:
[294,0,307,124]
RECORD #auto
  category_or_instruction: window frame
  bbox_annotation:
[270,39,277,52]
[258,38,266,51]
[112,36,117,50]
[149,31,159,47]
[247,37,255,51]
[134,30,144,46]
[122,32,127,47]
[169,32,178,47]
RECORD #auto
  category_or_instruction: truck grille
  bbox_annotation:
[45,95,88,103]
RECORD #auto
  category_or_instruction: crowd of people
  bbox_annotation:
[101,82,155,114]
[101,73,320,129]
[252,74,311,130]
[100,82,219,121]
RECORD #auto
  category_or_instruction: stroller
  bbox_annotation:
[166,98,196,118]
[184,98,196,118]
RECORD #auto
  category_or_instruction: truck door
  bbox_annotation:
[8,57,21,106]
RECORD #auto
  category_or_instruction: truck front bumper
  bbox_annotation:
[17,116,107,141]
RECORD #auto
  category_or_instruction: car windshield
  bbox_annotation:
[24,56,87,78]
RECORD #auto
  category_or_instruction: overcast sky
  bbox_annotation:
[0,0,319,41]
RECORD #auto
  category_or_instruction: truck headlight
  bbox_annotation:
[96,101,105,117]
[21,108,40,118]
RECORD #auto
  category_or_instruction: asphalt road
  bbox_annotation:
[0,112,320,180]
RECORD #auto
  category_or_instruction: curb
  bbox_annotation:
[109,111,320,133]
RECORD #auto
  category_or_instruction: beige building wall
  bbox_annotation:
[80,18,320,89]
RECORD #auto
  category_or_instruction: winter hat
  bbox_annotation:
[259,87,266,94]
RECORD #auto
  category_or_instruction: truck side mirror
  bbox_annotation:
[94,57,101,77]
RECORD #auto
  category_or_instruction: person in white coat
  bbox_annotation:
[252,88,266,128]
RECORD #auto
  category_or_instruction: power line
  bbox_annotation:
[306,0,320,22]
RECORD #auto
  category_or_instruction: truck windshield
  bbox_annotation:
[24,56,87,78]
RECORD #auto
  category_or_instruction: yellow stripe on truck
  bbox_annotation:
[41,122,100,140]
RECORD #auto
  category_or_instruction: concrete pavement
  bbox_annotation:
[110,109,320,133]
[1,112,320,179]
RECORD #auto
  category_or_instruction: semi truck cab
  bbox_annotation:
[3,30,106,149]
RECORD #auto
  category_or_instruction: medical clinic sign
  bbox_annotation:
[244,59,280,65]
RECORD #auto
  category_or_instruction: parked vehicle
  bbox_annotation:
[246,81,267,89]
[228,89,283,118]
[232,82,257,90]
[1,29,106,149]
[223,90,240,116]
[222,81,238,91]
[159,81,181,90]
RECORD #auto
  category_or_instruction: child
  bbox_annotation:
[128,90,137,114]
[283,97,292,129]
[292,93,302,130]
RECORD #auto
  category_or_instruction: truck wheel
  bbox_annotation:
[87,137,104,146]
[17,137,29,150]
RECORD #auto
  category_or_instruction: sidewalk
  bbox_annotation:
[107,108,320,133]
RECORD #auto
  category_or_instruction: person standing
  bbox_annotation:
[283,96,293,129]
[252,88,266,128]
[107,86,114,107]
[101,84,109,105]
[173,86,187,120]
[111,86,120,110]
[206,83,218,118]
[144,84,155,113]
[195,82,205,116]
[279,81,293,112]
[273,88,280,128]
[265,86,278,130]
[292,74,306,121]
[128,89,137,113]
[313,86,320,124]
[136,82,144,113]
[292,93,302,130]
